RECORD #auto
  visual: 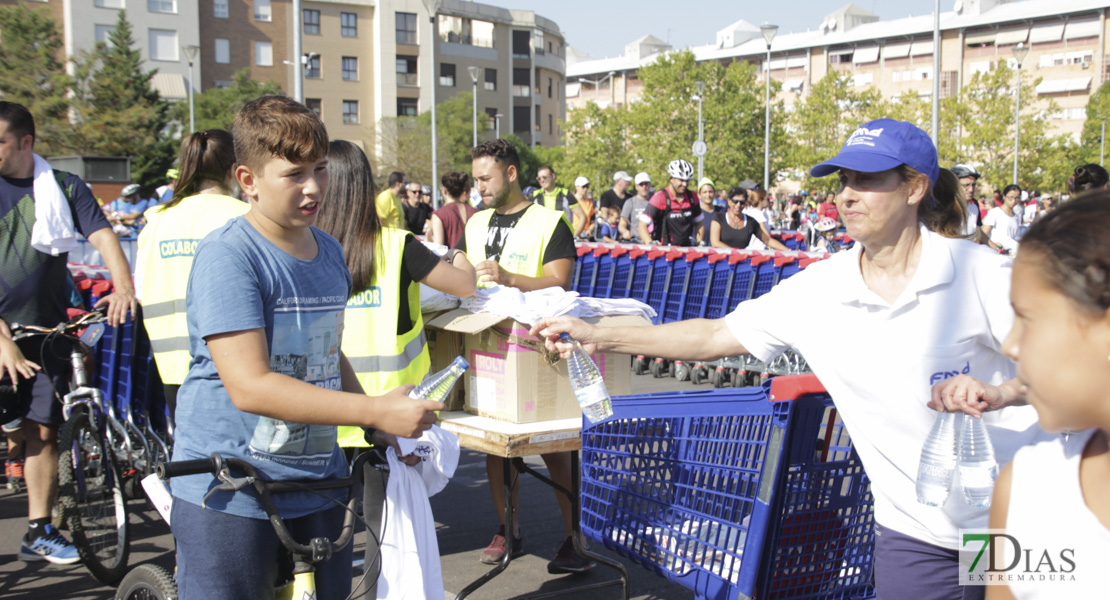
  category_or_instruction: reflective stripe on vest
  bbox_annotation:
[463,204,565,288]
[338,227,431,448]
[136,194,248,385]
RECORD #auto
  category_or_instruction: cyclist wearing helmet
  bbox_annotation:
[812,216,842,253]
[638,159,702,246]
[106,183,150,236]
[951,164,983,239]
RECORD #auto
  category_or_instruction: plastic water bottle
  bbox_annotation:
[409,356,470,402]
[915,411,961,506]
[561,333,613,423]
[958,415,998,508]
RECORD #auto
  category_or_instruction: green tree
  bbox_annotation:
[416,92,487,175]
[70,10,173,193]
[378,92,488,186]
[1078,80,1110,166]
[943,63,1056,192]
[0,3,72,154]
[558,101,633,191]
[169,68,284,132]
[786,71,882,190]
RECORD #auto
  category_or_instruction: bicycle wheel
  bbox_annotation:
[58,409,131,585]
[114,563,177,600]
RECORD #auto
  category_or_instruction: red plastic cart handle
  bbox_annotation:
[769,373,827,402]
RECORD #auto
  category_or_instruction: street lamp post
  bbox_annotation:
[422,0,442,207]
[1012,42,1029,186]
[760,23,778,192]
[1101,116,1106,167]
[292,0,303,102]
[468,66,481,147]
[693,81,705,182]
[182,45,199,134]
[495,113,503,138]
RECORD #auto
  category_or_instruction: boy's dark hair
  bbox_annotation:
[232,96,328,174]
[0,101,35,143]
[388,171,405,187]
[441,171,470,200]
[1019,193,1110,316]
[164,129,236,210]
[472,139,521,173]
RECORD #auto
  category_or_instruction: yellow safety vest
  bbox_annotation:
[337,227,431,448]
[464,203,565,287]
[136,194,249,385]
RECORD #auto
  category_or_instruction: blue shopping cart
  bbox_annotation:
[580,375,875,600]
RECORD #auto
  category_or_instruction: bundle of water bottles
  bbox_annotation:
[404,332,613,423]
[915,411,997,508]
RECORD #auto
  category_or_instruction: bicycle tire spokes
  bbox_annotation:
[59,409,131,585]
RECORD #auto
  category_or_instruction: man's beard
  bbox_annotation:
[486,187,511,210]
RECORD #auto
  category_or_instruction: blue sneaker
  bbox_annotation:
[17,524,81,564]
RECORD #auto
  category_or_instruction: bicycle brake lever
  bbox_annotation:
[200,469,255,509]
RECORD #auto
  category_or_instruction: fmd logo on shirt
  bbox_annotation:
[347,287,382,308]
[929,362,970,385]
[159,239,201,258]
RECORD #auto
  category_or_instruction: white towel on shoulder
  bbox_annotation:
[30,153,78,256]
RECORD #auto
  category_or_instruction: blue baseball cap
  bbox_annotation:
[810,118,940,185]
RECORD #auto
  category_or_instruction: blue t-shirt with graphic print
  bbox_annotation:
[170,216,353,520]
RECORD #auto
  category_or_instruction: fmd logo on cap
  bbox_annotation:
[846,127,885,147]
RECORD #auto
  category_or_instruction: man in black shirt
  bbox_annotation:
[454,139,591,575]
[402,181,433,234]
[598,170,633,214]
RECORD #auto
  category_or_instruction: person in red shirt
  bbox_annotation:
[817,191,838,221]
[637,159,702,246]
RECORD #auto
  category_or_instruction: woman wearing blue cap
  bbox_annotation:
[529,119,1044,600]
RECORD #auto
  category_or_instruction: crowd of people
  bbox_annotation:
[1,95,1108,600]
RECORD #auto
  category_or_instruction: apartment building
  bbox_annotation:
[373,0,565,148]
[197,0,289,92]
[567,0,1109,141]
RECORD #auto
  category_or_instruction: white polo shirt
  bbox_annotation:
[725,225,1043,549]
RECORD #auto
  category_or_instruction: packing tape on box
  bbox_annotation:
[487,326,562,367]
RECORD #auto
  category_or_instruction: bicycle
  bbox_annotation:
[115,450,384,600]
[6,307,132,584]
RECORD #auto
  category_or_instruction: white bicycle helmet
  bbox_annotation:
[815,217,838,232]
[121,183,141,197]
[667,159,695,181]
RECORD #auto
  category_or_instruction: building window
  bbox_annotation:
[343,100,358,124]
[548,77,553,99]
[396,12,417,45]
[214,80,233,89]
[305,98,322,117]
[440,63,456,87]
[305,54,320,78]
[535,105,541,131]
[485,107,497,130]
[213,0,228,18]
[533,29,544,55]
[512,68,529,97]
[485,68,497,91]
[438,15,495,48]
[396,55,417,86]
[94,0,124,8]
[512,30,530,58]
[341,12,357,37]
[254,41,272,66]
[215,38,230,64]
[303,9,320,35]
[548,113,553,135]
[94,24,115,46]
[342,57,357,81]
[148,29,178,61]
[513,105,529,133]
[397,98,418,117]
[148,0,175,13]
[254,0,270,22]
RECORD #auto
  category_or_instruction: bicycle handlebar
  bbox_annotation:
[8,307,109,344]
[157,452,372,565]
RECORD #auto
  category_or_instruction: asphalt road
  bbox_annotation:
[0,374,706,599]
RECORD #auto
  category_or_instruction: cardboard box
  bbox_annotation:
[425,310,648,424]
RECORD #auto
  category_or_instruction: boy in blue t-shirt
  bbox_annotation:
[168,96,442,600]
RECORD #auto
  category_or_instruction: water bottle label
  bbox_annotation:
[574,382,608,407]
[959,464,997,488]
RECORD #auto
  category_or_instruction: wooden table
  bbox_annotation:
[437,411,629,600]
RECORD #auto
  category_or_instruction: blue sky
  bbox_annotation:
[490,0,947,59]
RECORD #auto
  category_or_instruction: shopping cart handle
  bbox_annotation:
[768,373,827,402]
